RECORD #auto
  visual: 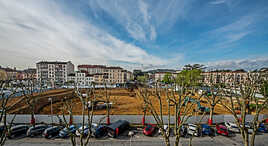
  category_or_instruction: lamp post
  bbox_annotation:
[48,97,53,124]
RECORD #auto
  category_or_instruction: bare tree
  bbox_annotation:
[137,84,172,146]
[104,83,111,125]
[172,86,205,146]
[19,73,38,126]
[220,73,268,146]
[249,73,268,146]
[0,80,16,146]
[202,76,224,125]
[137,81,200,146]
[75,83,97,146]
[61,95,76,146]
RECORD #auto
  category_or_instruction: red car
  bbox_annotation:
[216,124,229,136]
[143,124,156,136]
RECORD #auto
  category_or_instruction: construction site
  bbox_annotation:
[5,88,268,116]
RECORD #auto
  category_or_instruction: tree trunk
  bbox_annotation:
[244,131,249,146]
[175,135,180,146]
[250,132,256,146]
[208,106,214,125]
[164,137,170,146]
[188,136,193,146]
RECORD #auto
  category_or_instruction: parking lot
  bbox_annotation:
[4,132,268,146]
[3,123,268,146]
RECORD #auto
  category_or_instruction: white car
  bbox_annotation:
[158,125,169,134]
[187,124,200,136]
[76,123,98,137]
[225,122,240,133]
[243,122,253,134]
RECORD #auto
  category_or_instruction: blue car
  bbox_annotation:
[201,124,214,136]
[59,125,76,138]
[258,123,268,133]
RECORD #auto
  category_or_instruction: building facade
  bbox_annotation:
[67,71,94,86]
[201,71,263,86]
[76,65,133,84]
[36,61,74,86]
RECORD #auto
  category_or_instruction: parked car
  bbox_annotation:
[76,123,98,137]
[7,125,29,139]
[158,125,170,135]
[143,124,157,136]
[225,122,240,133]
[216,124,229,136]
[87,101,113,110]
[201,124,214,136]
[106,120,129,138]
[244,122,253,134]
[93,125,107,138]
[43,126,62,139]
[27,124,49,137]
[179,125,188,137]
[258,123,268,133]
[0,125,6,135]
[59,125,77,138]
[187,124,200,137]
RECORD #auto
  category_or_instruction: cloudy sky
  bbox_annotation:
[0,0,268,71]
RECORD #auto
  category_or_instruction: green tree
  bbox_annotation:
[137,75,147,83]
[162,73,173,84]
[176,69,202,87]
[261,80,268,96]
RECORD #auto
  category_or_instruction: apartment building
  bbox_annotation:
[36,61,74,85]
[67,71,94,86]
[201,71,262,86]
[0,67,17,80]
[78,65,106,74]
[76,65,132,84]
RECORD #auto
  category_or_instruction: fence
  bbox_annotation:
[5,114,268,125]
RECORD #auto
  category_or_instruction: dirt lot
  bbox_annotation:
[4,88,268,115]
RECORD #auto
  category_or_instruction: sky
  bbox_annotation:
[0,0,268,71]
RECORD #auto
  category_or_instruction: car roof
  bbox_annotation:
[107,120,129,130]
[218,125,227,129]
[31,124,46,128]
[202,124,209,128]
[46,126,60,131]
[226,122,236,126]
[11,125,28,129]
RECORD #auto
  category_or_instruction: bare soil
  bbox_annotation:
[4,88,268,115]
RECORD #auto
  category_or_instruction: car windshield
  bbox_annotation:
[231,126,238,128]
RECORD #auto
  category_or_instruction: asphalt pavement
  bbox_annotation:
[4,133,268,146]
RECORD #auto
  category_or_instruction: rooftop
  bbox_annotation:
[36,61,72,64]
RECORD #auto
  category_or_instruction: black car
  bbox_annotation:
[93,125,107,138]
[0,125,6,135]
[42,126,62,139]
[8,125,29,139]
[106,120,129,138]
[27,124,49,137]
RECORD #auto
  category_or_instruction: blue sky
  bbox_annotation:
[0,0,268,71]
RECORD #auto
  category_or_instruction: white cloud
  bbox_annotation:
[206,58,268,71]
[209,0,226,5]
[0,0,179,70]
[88,0,153,41]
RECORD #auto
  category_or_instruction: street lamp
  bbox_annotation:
[48,97,53,124]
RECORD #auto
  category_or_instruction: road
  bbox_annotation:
[4,133,268,146]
